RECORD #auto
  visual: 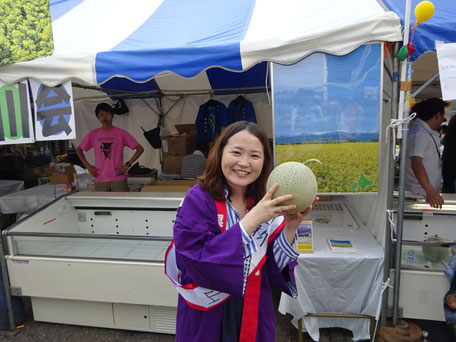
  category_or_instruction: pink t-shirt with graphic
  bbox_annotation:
[79,127,139,183]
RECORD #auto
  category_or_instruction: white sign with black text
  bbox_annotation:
[29,80,76,141]
[436,41,456,101]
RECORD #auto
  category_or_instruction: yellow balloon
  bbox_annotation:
[414,1,434,24]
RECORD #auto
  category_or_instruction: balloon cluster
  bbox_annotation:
[397,1,435,61]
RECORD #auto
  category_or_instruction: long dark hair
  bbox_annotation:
[198,121,272,208]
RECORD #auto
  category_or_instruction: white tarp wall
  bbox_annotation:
[72,91,273,172]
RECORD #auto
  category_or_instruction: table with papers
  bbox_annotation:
[278,200,384,341]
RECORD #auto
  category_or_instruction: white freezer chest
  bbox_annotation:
[391,194,456,322]
[3,191,184,334]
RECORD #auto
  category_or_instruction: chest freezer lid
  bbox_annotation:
[66,191,185,209]
[393,193,456,215]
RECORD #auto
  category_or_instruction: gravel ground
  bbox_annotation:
[0,290,355,342]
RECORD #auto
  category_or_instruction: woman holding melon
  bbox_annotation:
[165,120,318,342]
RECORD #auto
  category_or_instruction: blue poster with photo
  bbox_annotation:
[273,44,382,194]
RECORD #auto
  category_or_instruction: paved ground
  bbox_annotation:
[0,290,357,342]
[2,295,453,342]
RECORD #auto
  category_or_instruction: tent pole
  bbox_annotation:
[392,0,413,326]
[412,72,439,98]
[381,42,400,327]
[392,106,409,326]
[397,0,412,132]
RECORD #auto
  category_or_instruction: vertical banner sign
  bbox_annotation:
[273,44,381,194]
[0,80,35,145]
[30,80,76,141]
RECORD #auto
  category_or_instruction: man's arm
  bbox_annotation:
[116,144,145,175]
[410,156,444,208]
[127,144,144,166]
[76,146,99,177]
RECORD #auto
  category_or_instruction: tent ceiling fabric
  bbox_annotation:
[382,0,456,62]
[0,0,401,88]
[101,62,269,95]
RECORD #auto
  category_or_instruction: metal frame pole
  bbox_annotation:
[412,72,439,98]
[392,121,409,326]
[392,0,413,326]
[381,42,401,327]
[0,232,16,331]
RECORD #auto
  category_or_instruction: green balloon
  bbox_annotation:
[397,45,409,61]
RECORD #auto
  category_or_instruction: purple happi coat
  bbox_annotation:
[173,184,297,342]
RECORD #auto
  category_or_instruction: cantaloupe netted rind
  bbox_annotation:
[266,161,318,214]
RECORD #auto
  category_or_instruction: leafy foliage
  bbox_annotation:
[0,0,53,65]
[276,142,379,193]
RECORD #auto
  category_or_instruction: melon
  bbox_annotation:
[422,234,449,263]
[266,162,318,214]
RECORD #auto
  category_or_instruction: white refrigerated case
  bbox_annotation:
[391,194,456,322]
[3,191,183,334]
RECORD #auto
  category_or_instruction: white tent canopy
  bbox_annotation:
[0,0,402,91]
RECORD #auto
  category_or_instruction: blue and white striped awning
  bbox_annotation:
[0,0,402,90]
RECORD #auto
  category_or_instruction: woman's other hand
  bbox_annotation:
[283,197,319,244]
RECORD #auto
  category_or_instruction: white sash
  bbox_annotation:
[164,215,284,311]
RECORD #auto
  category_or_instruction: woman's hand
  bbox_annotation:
[241,183,298,235]
[283,197,319,244]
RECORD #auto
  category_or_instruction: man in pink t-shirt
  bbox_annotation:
[76,103,144,191]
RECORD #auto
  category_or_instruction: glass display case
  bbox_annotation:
[390,193,456,321]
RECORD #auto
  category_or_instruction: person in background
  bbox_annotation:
[76,103,144,191]
[440,124,449,143]
[442,114,456,193]
[166,121,317,341]
[404,98,447,208]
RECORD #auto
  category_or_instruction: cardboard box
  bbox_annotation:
[162,156,183,174]
[162,124,197,157]
[175,124,197,134]
[147,180,198,186]
[44,165,76,184]
[141,180,197,193]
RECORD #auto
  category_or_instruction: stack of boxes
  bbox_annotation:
[44,165,76,185]
[161,124,197,174]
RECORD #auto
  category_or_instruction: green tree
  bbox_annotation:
[0,0,54,65]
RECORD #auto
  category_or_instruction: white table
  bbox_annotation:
[279,225,384,341]
[0,184,67,219]
[127,176,157,192]
[0,180,24,197]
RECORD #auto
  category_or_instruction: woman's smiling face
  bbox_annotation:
[221,130,264,193]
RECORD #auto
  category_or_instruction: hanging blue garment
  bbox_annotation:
[225,96,256,127]
[195,99,227,145]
